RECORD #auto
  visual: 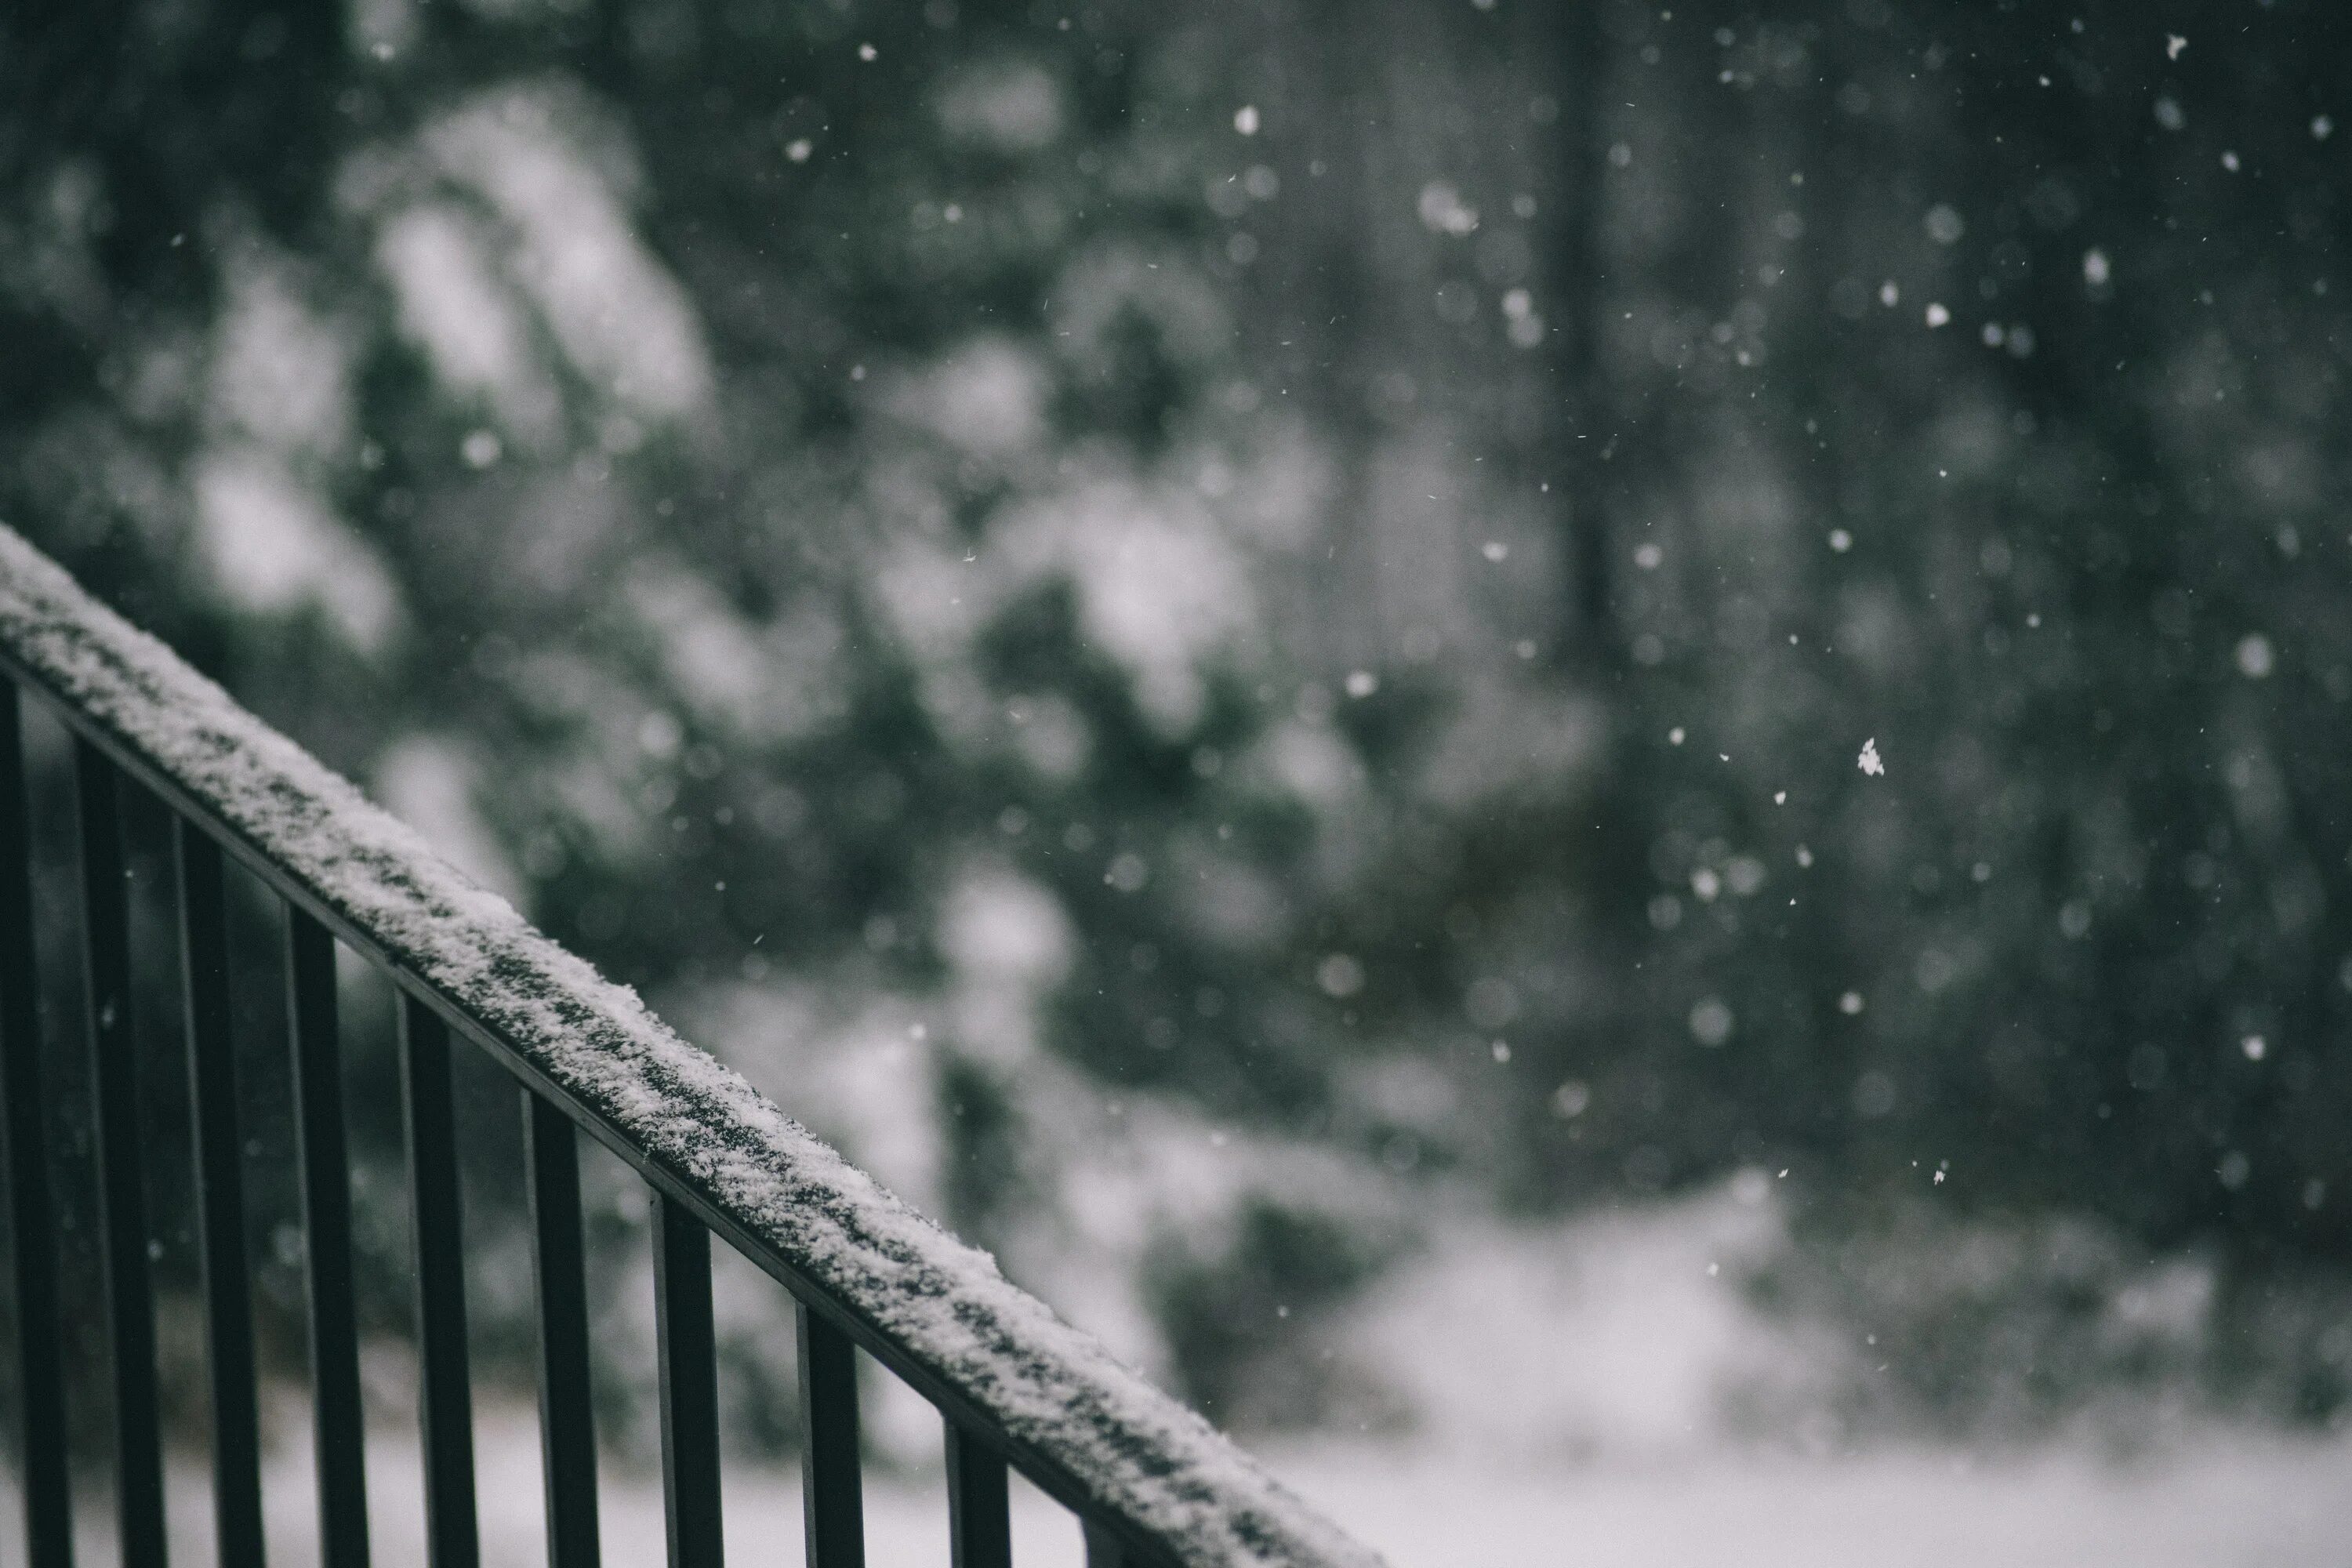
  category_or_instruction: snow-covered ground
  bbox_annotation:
[38,1410,2352,1568]
[1272,1436,2352,1568]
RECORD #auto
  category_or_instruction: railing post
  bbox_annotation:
[401,995,479,1568]
[74,739,167,1568]
[525,1091,602,1568]
[178,823,266,1568]
[944,1422,1012,1568]
[654,1193,724,1568]
[797,1303,865,1568]
[0,684,73,1568]
[287,905,371,1568]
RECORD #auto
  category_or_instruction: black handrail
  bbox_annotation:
[0,523,1385,1568]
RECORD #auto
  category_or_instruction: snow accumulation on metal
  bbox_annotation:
[0,522,1385,1568]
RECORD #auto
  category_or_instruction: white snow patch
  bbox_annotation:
[375,203,563,448]
[374,734,523,902]
[205,254,355,461]
[421,89,713,424]
[191,449,401,653]
[996,482,1257,738]
[937,60,1066,151]
[1327,1185,1815,1464]
[889,336,1051,456]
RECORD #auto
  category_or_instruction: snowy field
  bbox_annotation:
[1272,1436,2352,1568]
[22,1409,2352,1568]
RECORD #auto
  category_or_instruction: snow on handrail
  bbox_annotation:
[0,522,1384,1568]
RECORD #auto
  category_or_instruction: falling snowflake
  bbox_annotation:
[2166,34,2187,60]
[1857,737,1885,776]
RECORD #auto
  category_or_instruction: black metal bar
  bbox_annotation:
[287,905,371,1568]
[75,739,167,1568]
[401,995,478,1568]
[178,822,267,1568]
[945,1423,1011,1568]
[0,684,72,1568]
[654,1193,723,1568]
[526,1090,602,1568]
[798,1302,865,1568]
[1083,1519,1125,1568]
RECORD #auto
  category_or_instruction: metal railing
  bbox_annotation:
[0,524,1383,1568]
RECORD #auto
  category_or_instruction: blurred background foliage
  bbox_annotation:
[5,0,2351,1457]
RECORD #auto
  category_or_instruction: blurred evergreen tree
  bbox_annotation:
[4,0,2350,1440]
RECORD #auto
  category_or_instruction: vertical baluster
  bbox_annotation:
[400,996,477,1568]
[177,824,265,1567]
[653,1194,722,1568]
[1082,1519,1125,1568]
[75,739,165,1568]
[944,1423,1011,1568]
[797,1305,864,1568]
[524,1092,601,1568]
[287,906,370,1568]
[0,687,72,1568]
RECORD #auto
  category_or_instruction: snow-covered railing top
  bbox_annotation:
[0,522,1383,1568]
